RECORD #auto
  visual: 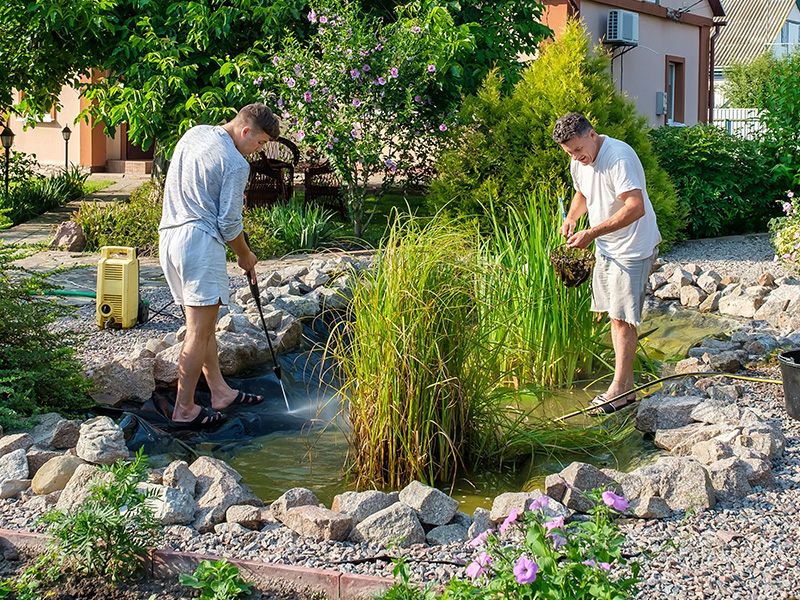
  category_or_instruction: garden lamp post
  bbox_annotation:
[0,125,14,196]
[61,125,71,172]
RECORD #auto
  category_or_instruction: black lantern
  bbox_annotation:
[0,125,14,196]
[61,125,72,172]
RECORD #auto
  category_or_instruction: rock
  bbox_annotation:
[634,457,715,512]
[274,316,303,354]
[753,285,800,327]
[267,294,320,319]
[708,385,743,402]
[720,275,740,286]
[315,287,351,311]
[246,310,283,332]
[0,479,31,499]
[31,414,80,450]
[698,292,721,313]
[216,313,262,336]
[214,522,250,536]
[226,504,263,530]
[331,490,394,525]
[490,492,536,522]
[163,460,197,498]
[145,338,171,356]
[680,285,707,308]
[743,340,767,355]
[216,331,259,376]
[702,351,743,373]
[0,434,34,459]
[140,483,197,525]
[655,423,720,452]
[283,505,353,541]
[302,269,331,289]
[718,285,763,318]
[189,456,243,499]
[696,271,722,295]
[0,449,29,481]
[602,469,671,519]
[684,263,702,276]
[690,400,742,424]
[548,462,618,514]
[426,524,468,545]
[192,477,261,533]
[674,357,711,375]
[758,272,776,287]
[154,343,182,386]
[745,285,770,299]
[55,464,105,512]
[50,221,86,251]
[669,268,694,287]
[635,394,704,434]
[398,480,459,526]
[75,416,130,465]
[85,359,156,404]
[31,455,85,495]
[654,282,681,300]
[280,265,309,281]
[25,449,62,478]
[649,272,668,291]
[270,487,320,524]
[468,507,491,540]
[706,457,752,500]
[449,511,472,529]
[348,503,425,548]
[691,439,733,465]
[737,423,786,460]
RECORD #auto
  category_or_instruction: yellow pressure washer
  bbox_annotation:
[96,246,149,329]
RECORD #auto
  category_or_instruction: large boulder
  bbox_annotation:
[705,457,752,501]
[426,524,469,545]
[55,464,105,512]
[192,476,260,533]
[75,416,130,465]
[633,457,715,511]
[84,359,155,404]
[140,483,197,525]
[216,331,260,376]
[163,460,197,498]
[154,343,182,386]
[50,221,86,252]
[31,455,86,495]
[270,487,320,524]
[25,449,62,478]
[635,395,705,434]
[226,505,263,530]
[331,490,395,525]
[398,480,459,526]
[31,414,80,450]
[718,285,763,318]
[547,462,618,513]
[0,479,32,500]
[348,503,426,547]
[282,505,353,541]
[602,469,671,519]
[0,434,34,459]
[0,449,29,481]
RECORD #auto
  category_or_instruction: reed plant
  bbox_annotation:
[479,187,604,387]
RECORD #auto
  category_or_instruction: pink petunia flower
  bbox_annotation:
[499,507,519,532]
[513,556,538,584]
[601,491,629,512]
[427,64,436,72]
[465,552,492,579]
[529,496,550,511]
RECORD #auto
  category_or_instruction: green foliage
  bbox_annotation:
[73,179,163,255]
[770,190,800,273]
[0,245,93,430]
[0,166,87,226]
[263,198,340,251]
[380,557,437,600]
[428,20,685,250]
[722,52,777,108]
[648,124,781,238]
[756,50,800,191]
[6,151,42,183]
[40,448,161,583]
[179,559,253,600]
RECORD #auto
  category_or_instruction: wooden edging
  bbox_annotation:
[0,529,394,600]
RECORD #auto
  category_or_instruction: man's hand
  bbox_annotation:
[238,250,258,282]
[566,228,595,249]
[560,218,577,239]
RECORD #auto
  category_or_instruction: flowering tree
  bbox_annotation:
[253,0,473,239]
[770,190,800,273]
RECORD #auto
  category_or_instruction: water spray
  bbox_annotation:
[244,232,291,412]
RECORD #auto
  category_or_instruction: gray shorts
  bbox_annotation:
[591,250,657,326]
[159,226,230,307]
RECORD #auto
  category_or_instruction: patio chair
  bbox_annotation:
[244,137,300,209]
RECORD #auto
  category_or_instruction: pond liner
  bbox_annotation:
[0,529,393,600]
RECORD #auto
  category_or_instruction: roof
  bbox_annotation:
[715,0,798,68]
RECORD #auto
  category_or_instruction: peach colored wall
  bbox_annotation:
[581,1,707,126]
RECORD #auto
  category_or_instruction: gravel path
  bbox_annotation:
[5,238,800,598]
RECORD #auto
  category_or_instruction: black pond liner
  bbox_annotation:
[94,316,344,463]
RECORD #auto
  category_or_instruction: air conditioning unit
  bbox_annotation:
[607,9,639,46]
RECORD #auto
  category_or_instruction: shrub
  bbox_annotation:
[649,124,781,238]
[260,197,340,251]
[0,244,93,430]
[179,559,253,600]
[770,190,800,273]
[0,165,87,225]
[722,52,776,108]
[428,20,685,250]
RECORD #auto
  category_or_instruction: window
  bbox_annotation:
[665,55,685,124]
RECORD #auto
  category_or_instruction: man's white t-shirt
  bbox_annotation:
[571,135,661,260]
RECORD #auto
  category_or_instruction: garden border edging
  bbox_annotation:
[0,529,394,599]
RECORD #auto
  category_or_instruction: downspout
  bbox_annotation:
[708,21,727,123]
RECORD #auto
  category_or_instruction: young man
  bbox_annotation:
[159,103,280,428]
[552,112,660,413]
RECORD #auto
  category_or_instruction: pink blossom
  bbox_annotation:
[513,556,538,584]
[543,517,564,532]
[352,98,362,107]
[468,529,493,547]
[362,64,370,72]
[411,25,421,33]
[439,123,447,132]
[296,130,305,141]
[601,491,629,512]
[303,91,312,102]
[529,496,549,511]
[414,95,422,102]
[499,507,519,532]
[309,78,317,86]
[550,533,567,549]
[319,15,328,24]
[307,9,316,22]
[377,77,386,85]
[350,69,360,79]
[427,64,436,72]
[390,67,399,78]
[465,552,491,579]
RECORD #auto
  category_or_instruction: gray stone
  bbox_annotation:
[635,394,705,434]
[192,476,261,533]
[315,287,351,311]
[737,423,786,459]
[708,385,743,402]
[283,505,353,541]
[0,479,31,499]
[145,338,171,356]
[348,503,425,548]
[302,269,331,289]
[702,351,743,373]
[55,464,105,512]
[674,357,711,375]
[449,510,472,529]
[697,271,722,295]
[649,272,668,291]
[718,285,763,318]
[267,294,320,319]
[602,469,670,519]
[698,292,721,313]
[398,480,459,526]
[75,416,130,465]
[163,460,197,498]
[331,490,394,525]
[274,316,303,354]
[690,400,743,425]
[270,487,320,524]
[0,449,30,481]
[50,221,87,251]
[489,492,536,522]
[680,285,707,308]
[31,455,85,495]
[706,457,752,500]
[216,313,262,336]
[691,439,733,465]
[153,342,182,386]
[655,423,718,453]
[216,331,259,376]
[246,310,283,332]
[85,359,156,404]
[634,457,715,512]
[25,449,62,478]
[669,268,694,288]
[214,522,250,536]
[468,507,491,540]
[31,414,80,450]
[226,504,263,530]
[426,524,468,545]
[280,265,309,281]
[753,285,800,327]
[189,456,242,496]
[654,282,681,300]
[0,434,34,459]
[550,462,618,514]
[140,483,197,525]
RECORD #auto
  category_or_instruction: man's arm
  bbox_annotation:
[566,189,645,249]
[227,231,258,281]
[560,190,588,239]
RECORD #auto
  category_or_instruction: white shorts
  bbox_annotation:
[591,250,657,326]
[159,226,230,306]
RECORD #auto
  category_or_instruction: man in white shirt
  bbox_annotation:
[553,112,661,413]
[159,103,280,429]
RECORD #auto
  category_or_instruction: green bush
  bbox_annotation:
[649,124,781,238]
[428,20,686,251]
[722,52,776,109]
[179,559,253,600]
[0,245,93,430]
[0,166,87,226]
[259,197,340,252]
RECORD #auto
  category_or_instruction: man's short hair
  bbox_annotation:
[237,103,280,139]
[552,113,594,144]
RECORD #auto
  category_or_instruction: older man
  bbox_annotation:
[553,112,660,413]
[159,103,280,429]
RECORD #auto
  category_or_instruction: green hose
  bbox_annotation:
[555,371,783,422]
[43,290,97,298]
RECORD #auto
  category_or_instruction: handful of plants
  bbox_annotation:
[550,244,596,288]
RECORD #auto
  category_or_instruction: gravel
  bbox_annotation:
[6,239,800,598]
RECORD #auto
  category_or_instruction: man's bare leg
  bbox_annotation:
[172,304,223,423]
[605,318,638,408]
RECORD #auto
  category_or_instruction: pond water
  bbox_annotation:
[186,306,736,512]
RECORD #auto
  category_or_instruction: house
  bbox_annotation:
[5,74,152,174]
[713,0,800,107]
[541,0,725,127]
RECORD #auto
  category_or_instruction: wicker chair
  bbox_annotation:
[244,137,300,209]
[304,160,345,217]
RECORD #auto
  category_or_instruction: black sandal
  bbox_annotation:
[169,406,227,431]
[588,393,636,416]
[225,390,265,409]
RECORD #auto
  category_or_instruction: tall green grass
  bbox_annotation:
[480,188,604,387]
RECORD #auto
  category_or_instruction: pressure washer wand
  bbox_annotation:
[243,232,291,412]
